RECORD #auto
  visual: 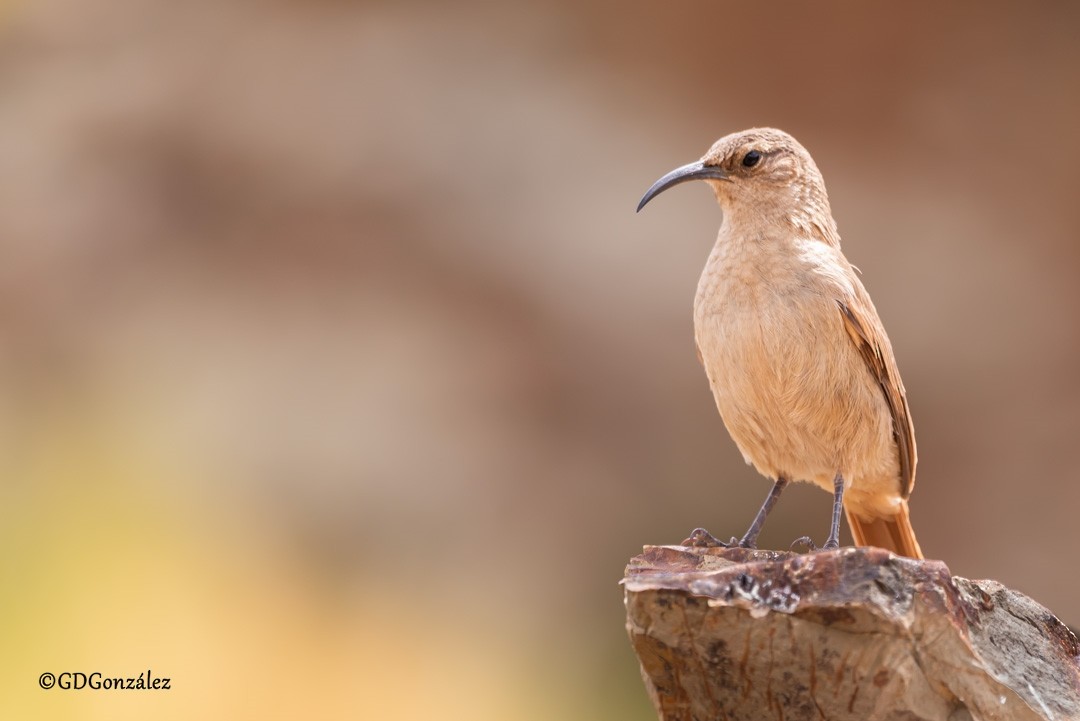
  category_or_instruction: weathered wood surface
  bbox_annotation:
[624,545,1080,721]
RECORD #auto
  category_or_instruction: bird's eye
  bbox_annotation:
[742,150,761,168]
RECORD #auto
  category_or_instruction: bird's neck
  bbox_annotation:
[788,176,841,248]
[699,199,842,300]
[719,181,841,249]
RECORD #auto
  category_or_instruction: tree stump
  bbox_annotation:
[624,544,1080,721]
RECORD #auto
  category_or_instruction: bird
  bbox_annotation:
[636,128,922,559]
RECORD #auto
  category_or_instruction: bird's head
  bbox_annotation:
[636,127,826,216]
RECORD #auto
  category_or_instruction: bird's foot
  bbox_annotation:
[790,536,840,552]
[683,528,742,548]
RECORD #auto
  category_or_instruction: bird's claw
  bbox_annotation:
[790,536,840,552]
[684,528,742,548]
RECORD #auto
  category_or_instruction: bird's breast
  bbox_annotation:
[694,273,841,421]
[692,249,896,489]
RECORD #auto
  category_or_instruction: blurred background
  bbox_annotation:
[0,0,1078,718]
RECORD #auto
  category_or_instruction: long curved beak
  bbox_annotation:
[636,161,728,213]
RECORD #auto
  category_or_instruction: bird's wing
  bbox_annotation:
[836,296,916,497]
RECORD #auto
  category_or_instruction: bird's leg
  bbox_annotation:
[823,472,844,549]
[792,472,844,551]
[736,476,790,549]
[684,476,789,549]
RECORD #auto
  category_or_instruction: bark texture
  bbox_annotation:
[624,545,1080,721]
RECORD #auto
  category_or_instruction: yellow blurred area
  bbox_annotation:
[0,0,1078,718]
[0,410,567,720]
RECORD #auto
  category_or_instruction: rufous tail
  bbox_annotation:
[845,499,923,560]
